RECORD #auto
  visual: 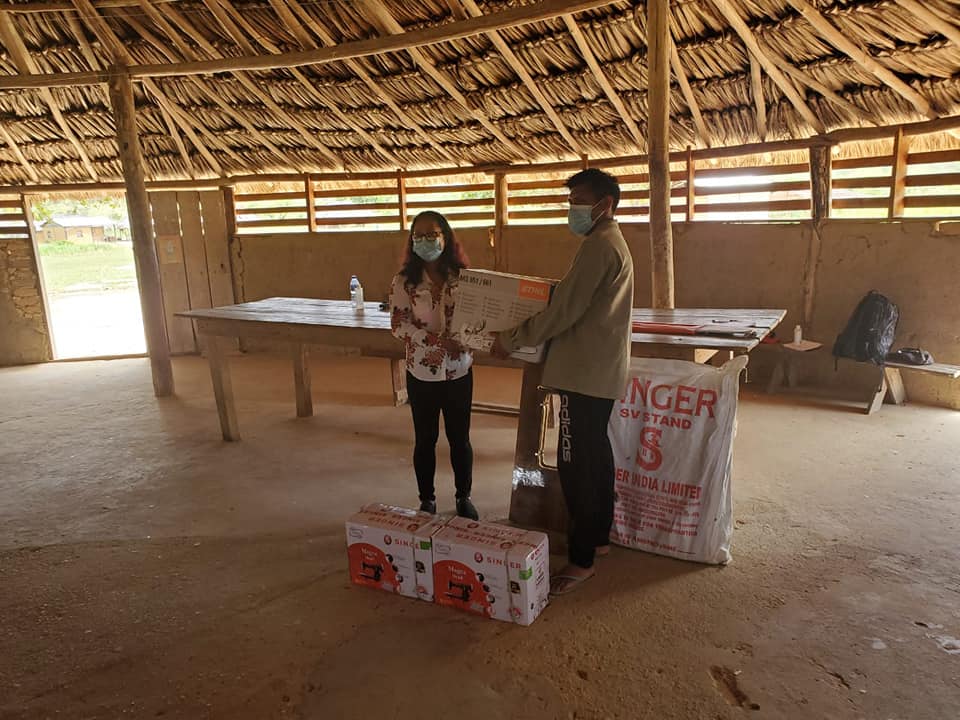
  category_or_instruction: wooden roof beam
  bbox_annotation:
[193,0,392,167]
[74,0,234,173]
[201,0,256,55]
[893,0,960,48]
[786,0,938,120]
[361,0,525,159]
[158,105,196,179]
[101,10,228,172]
[458,0,582,156]
[749,54,767,141]
[122,8,300,170]
[668,37,710,147]
[0,12,99,181]
[265,0,315,49]
[67,7,198,178]
[0,122,40,183]
[102,3,298,170]
[279,0,459,166]
[776,58,880,126]
[0,0,177,12]
[142,0,343,168]
[562,14,645,151]
[708,0,825,134]
[144,85,230,173]
[0,0,620,90]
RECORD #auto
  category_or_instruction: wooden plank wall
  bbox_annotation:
[148,190,235,354]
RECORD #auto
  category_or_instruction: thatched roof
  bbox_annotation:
[0,0,958,186]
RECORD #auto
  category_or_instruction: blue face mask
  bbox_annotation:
[568,201,601,236]
[413,237,443,262]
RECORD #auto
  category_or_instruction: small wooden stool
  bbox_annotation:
[767,340,823,394]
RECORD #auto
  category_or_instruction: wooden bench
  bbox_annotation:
[866,361,960,415]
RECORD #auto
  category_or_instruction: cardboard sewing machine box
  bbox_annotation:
[432,517,549,626]
[345,504,446,601]
[451,269,557,363]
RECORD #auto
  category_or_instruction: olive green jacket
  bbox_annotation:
[499,218,634,399]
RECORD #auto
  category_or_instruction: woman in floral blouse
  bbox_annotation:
[390,211,478,520]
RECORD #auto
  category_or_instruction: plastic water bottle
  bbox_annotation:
[793,324,803,345]
[350,275,364,312]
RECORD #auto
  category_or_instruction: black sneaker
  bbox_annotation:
[419,500,437,514]
[456,497,479,520]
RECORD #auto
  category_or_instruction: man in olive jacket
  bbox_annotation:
[493,168,634,595]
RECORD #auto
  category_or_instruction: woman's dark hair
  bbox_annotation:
[399,210,470,287]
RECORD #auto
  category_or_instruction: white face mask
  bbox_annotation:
[567,200,603,236]
[412,231,444,262]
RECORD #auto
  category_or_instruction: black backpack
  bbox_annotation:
[832,291,899,366]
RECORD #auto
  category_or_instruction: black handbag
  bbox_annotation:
[885,347,934,366]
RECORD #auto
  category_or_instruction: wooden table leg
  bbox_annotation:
[390,358,408,406]
[292,343,313,418]
[207,335,240,441]
[883,366,907,406]
[767,348,786,394]
[866,365,888,415]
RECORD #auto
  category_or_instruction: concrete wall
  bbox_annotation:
[0,238,52,365]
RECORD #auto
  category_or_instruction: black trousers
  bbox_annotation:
[406,370,473,503]
[558,390,616,569]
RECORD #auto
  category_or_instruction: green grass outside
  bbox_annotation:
[37,241,138,296]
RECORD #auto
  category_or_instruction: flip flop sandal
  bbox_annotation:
[549,572,595,596]
[595,546,611,557]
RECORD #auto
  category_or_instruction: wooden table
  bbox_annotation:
[508,308,786,533]
[181,300,784,535]
[179,297,520,441]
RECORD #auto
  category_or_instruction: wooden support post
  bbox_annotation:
[685,145,695,222]
[108,67,174,397]
[810,144,832,223]
[494,172,509,271]
[207,334,240,439]
[647,0,675,309]
[803,144,831,328]
[305,175,317,232]
[222,186,245,351]
[888,128,909,219]
[580,154,589,169]
[397,170,408,230]
[292,342,313,417]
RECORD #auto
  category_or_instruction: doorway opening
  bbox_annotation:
[32,196,146,359]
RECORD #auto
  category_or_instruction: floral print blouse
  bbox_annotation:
[390,272,473,382]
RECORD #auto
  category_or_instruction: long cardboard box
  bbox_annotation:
[451,269,556,363]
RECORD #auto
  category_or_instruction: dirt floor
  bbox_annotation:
[1,354,958,720]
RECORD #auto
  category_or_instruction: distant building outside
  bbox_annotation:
[38,216,130,244]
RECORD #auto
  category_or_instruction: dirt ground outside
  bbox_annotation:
[37,241,146,358]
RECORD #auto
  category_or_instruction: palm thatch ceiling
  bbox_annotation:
[0,0,958,186]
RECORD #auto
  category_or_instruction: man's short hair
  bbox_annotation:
[565,168,621,210]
